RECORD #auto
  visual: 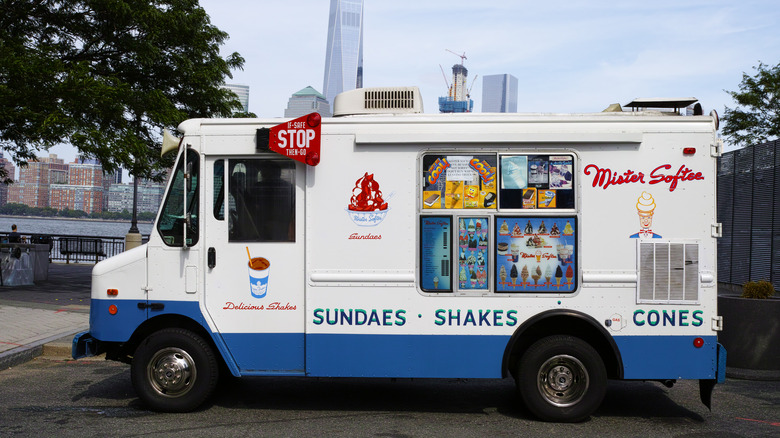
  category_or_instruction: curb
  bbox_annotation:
[0,327,87,370]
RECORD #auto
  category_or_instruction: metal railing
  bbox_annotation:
[0,232,149,264]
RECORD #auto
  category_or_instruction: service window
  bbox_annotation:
[499,154,575,209]
[422,154,497,210]
[419,152,578,295]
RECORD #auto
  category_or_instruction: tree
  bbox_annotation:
[722,62,780,148]
[0,0,245,182]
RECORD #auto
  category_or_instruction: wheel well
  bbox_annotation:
[503,310,623,380]
[107,314,219,366]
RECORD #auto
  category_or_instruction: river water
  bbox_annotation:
[0,216,153,238]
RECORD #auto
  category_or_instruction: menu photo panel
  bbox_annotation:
[420,216,453,292]
[495,216,577,293]
[422,154,497,210]
[499,154,575,209]
[457,217,489,291]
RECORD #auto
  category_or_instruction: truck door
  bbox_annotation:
[203,155,306,374]
[145,147,201,319]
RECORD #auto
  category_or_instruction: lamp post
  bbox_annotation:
[125,174,142,250]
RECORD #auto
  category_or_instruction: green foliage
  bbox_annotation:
[741,280,776,299]
[722,62,780,148]
[0,0,245,182]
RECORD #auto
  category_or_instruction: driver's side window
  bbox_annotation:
[157,149,199,247]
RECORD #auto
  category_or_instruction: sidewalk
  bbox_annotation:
[0,263,92,369]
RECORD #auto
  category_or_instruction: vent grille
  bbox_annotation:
[364,89,416,110]
[638,241,699,304]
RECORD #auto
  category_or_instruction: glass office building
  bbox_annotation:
[223,83,250,113]
[482,74,518,113]
[323,0,364,106]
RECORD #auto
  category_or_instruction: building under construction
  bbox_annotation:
[439,51,474,113]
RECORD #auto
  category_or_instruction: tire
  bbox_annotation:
[516,335,606,422]
[131,328,219,412]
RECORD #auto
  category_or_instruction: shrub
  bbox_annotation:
[741,280,776,299]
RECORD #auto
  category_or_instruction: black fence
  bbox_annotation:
[0,233,149,264]
[717,140,780,287]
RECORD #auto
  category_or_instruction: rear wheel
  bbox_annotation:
[131,328,219,412]
[517,335,606,422]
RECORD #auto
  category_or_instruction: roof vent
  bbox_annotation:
[333,87,423,116]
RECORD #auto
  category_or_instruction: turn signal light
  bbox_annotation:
[108,304,118,315]
[683,147,696,155]
[693,337,704,348]
[107,289,118,296]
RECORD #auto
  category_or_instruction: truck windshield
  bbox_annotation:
[157,149,199,247]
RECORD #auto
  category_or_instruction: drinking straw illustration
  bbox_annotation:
[246,247,252,264]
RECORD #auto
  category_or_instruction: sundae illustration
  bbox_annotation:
[563,221,574,235]
[550,223,560,236]
[524,220,534,235]
[500,221,509,235]
[347,173,390,226]
[538,221,547,234]
[630,191,662,238]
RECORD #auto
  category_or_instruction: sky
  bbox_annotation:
[40,0,780,165]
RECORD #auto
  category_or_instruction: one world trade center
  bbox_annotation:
[323,0,364,107]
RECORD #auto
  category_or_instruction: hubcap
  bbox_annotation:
[147,347,196,398]
[537,354,589,407]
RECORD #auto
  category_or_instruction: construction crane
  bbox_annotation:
[446,49,467,65]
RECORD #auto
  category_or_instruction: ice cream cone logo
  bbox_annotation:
[631,192,662,238]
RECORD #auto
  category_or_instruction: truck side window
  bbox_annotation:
[157,149,200,247]
[228,158,295,242]
[213,159,225,220]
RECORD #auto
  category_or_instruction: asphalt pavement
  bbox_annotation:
[0,262,91,369]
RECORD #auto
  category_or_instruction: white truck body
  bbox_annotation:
[75,88,725,421]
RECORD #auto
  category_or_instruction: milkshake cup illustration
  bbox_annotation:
[246,247,270,299]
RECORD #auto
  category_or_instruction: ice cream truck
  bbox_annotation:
[73,87,725,422]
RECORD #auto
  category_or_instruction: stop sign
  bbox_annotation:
[268,112,321,166]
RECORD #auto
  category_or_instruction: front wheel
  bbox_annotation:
[516,335,606,422]
[131,328,219,412]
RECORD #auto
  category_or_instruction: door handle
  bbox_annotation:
[208,247,216,269]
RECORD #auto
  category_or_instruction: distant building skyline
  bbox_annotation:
[323,0,364,106]
[285,86,332,118]
[224,83,250,113]
[482,74,518,113]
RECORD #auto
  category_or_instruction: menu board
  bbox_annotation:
[499,155,575,209]
[495,217,576,293]
[458,217,489,290]
[420,216,452,292]
[422,155,497,210]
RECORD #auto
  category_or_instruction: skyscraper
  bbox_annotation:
[223,83,250,113]
[323,0,364,106]
[482,74,518,113]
